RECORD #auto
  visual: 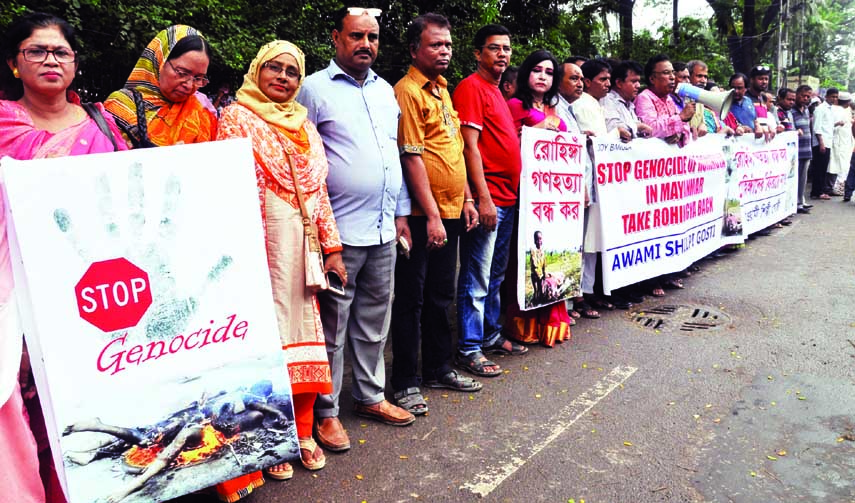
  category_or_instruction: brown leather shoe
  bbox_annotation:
[314,416,351,452]
[353,399,416,426]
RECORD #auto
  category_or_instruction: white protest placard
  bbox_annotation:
[731,132,799,235]
[593,135,728,293]
[2,139,297,503]
[718,139,747,246]
[517,127,586,310]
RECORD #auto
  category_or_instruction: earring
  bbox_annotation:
[12,68,19,78]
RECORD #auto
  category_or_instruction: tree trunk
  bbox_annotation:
[618,0,635,59]
[740,0,757,73]
[673,0,680,46]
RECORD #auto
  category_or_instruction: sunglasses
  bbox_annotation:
[347,7,382,16]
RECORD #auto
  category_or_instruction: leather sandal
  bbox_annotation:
[483,335,528,356]
[393,387,428,415]
[299,437,325,470]
[424,370,483,391]
[573,299,600,319]
[455,351,502,377]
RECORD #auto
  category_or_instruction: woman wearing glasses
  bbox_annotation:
[0,11,129,503]
[104,25,216,147]
[217,40,346,485]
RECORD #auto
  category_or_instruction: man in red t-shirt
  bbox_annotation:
[452,24,528,378]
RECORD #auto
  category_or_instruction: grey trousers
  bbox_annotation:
[797,158,810,207]
[315,241,396,417]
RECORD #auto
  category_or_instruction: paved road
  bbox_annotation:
[178,197,855,503]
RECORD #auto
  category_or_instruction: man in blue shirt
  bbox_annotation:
[298,6,415,452]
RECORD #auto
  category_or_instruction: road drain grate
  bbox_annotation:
[630,304,731,333]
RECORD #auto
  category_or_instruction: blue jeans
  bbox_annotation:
[456,205,515,355]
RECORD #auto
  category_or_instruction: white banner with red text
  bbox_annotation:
[729,132,799,236]
[2,139,296,503]
[516,127,586,310]
[593,135,728,293]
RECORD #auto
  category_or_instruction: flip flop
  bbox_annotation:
[298,437,325,471]
[265,462,294,480]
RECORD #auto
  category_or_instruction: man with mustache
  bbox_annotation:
[634,53,694,146]
[389,13,482,417]
[299,6,415,453]
[452,24,529,379]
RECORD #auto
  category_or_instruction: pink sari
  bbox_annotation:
[0,97,127,503]
[504,99,573,347]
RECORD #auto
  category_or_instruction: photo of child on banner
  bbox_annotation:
[2,139,297,503]
[517,127,586,310]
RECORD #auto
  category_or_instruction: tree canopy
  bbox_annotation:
[2,0,853,98]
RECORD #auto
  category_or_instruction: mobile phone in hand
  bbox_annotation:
[397,235,410,259]
[326,271,345,296]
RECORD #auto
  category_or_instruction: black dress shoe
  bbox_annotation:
[803,203,814,209]
[624,292,645,303]
[605,296,633,310]
[797,207,811,214]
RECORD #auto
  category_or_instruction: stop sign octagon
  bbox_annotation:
[75,258,153,332]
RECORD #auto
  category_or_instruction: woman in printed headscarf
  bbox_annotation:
[217,40,346,485]
[104,25,216,147]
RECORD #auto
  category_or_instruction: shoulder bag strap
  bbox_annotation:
[284,151,318,248]
[130,90,158,148]
[82,103,119,151]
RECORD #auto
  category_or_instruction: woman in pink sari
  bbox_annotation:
[504,50,574,347]
[0,12,126,503]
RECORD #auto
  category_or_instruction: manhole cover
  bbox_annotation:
[630,304,731,333]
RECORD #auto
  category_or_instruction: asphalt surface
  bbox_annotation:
[176,195,855,503]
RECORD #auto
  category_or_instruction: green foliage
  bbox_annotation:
[5,0,852,98]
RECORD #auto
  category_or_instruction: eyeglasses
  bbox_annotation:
[347,7,382,16]
[262,61,301,81]
[166,60,209,86]
[483,44,512,54]
[754,65,770,72]
[19,48,76,63]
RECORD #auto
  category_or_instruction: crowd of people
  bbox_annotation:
[1,8,851,503]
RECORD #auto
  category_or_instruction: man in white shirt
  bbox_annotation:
[555,59,584,133]
[601,60,652,141]
[811,88,838,199]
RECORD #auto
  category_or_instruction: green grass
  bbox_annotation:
[524,250,582,308]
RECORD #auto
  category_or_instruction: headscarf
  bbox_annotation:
[236,40,307,132]
[104,25,216,147]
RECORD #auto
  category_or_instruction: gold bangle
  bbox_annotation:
[464,198,476,204]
